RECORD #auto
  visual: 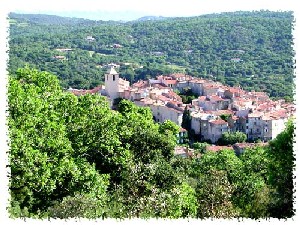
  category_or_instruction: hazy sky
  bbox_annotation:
[6,0,296,21]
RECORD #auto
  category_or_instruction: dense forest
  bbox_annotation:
[8,10,295,101]
[8,68,295,219]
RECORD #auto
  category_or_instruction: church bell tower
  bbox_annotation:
[104,66,120,101]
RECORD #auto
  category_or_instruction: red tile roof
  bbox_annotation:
[248,112,263,118]
[157,95,170,102]
[180,127,187,132]
[70,85,103,96]
[213,110,234,116]
[234,142,269,149]
[227,87,243,93]
[170,73,186,78]
[198,96,207,101]
[209,95,223,102]
[132,80,148,88]
[209,119,228,125]
[206,145,233,152]
[163,79,178,85]
[231,115,239,120]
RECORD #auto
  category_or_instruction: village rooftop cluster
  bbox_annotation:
[69,67,295,154]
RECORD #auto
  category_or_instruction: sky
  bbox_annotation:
[5,0,297,21]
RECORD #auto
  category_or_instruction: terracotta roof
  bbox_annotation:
[203,83,219,89]
[198,96,207,101]
[213,110,234,116]
[132,80,148,88]
[170,73,186,78]
[261,114,269,120]
[227,87,243,93]
[153,83,169,89]
[180,127,187,132]
[162,91,182,101]
[209,119,228,125]
[157,95,170,102]
[206,145,233,152]
[234,142,269,149]
[231,115,239,120]
[248,112,263,118]
[163,79,178,85]
[270,110,288,119]
[209,95,223,102]
[70,85,103,96]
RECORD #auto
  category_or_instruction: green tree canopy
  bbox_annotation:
[218,131,247,145]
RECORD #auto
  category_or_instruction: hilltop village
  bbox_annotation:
[69,67,295,154]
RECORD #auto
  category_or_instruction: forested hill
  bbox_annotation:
[8,12,118,26]
[8,11,294,101]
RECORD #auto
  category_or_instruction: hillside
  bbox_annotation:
[8,67,295,219]
[8,11,294,101]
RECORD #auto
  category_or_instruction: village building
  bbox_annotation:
[104,66,130,102]
[86,35,95,41]
[69,69,294,145]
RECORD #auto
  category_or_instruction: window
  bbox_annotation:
[113,75,115,81]
[246,126,248,129]
[265,129,268,132]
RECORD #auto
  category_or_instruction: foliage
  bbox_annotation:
[220,114,231,122]
[9,10,295,100]
[192,142,209,154]
[217,131,247,145]
[181,106,192,138]
[179,87,199,104]
[267,119,295,218]
[8,67,110,218]
[234,146,271,218]
[48,193,108,219]
[7,68,295,219]
[196,169,238,218]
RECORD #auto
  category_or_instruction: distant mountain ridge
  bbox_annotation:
[8,10,294,100]
[135,16,171,21]
[8,12,119,26]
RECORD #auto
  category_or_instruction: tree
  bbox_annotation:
[196,169,238,218]
[48,193,107,219]
[220,114,231,122]
[136,182,198,219]
[192,142,209,154]
[267,119,295,218]
[181,106,192,139]
[9,11,294,100]
[8,68,109,218]
[217,131,247,145]
[234,146,271,218]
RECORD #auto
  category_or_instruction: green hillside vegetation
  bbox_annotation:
[8,68,295,219]
[8,10,294,101]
